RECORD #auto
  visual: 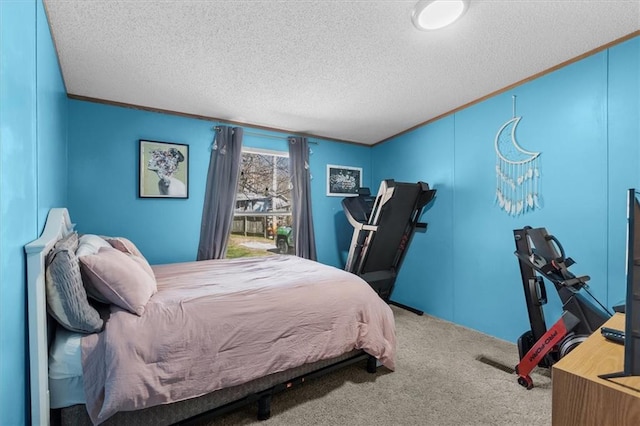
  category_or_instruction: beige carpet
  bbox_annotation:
[210,305,552,425]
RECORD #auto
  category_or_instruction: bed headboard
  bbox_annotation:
[24,208,74,426]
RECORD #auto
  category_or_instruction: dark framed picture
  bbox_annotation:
[139,140,189,198]
[326,164,362,197]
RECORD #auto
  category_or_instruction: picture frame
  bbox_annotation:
[139,139,189,199]
[326,164,362,197]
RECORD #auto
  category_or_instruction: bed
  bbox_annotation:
[26,208,396,425]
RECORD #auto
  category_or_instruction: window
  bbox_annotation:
[226,148,293,258]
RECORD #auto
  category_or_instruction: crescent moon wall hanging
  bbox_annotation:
[494,96,542,216]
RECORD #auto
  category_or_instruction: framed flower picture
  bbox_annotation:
[139,140,189,198]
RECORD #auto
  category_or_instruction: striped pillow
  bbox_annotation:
[45,232,103,333]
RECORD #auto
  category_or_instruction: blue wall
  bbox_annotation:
[1,2,637,420]
[67,100,371,267]
[372,37,640,342]
[36,0,69,229]
[0,0,68,423]
[607,38,640,306]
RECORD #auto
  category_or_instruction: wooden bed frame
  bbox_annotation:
[26,208,378,425]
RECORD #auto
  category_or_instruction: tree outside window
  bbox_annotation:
[227,148,293,258]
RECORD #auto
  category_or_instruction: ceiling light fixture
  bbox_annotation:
[412,0,469,31]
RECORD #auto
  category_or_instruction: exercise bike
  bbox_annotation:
[513,227,611,389]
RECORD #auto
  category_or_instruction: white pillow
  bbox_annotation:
[76,234,111,257]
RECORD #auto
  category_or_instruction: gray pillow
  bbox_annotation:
[55,231,79,252]
[45,232,104,333]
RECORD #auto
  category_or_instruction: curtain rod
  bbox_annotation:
[213,126,318,145]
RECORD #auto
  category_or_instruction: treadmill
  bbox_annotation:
[342,179,436,314]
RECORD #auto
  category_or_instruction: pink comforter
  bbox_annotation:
[82,255,396,424]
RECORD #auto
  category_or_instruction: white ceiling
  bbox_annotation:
[43,1,639,145]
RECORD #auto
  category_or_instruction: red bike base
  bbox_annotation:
[515,311,578,389]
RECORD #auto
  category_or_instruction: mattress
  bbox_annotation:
[49,327,85,409]
[49,325,370,425]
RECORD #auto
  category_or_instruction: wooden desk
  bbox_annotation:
[552,313,640,425]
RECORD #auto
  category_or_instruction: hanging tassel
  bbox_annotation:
[494,97,543,217]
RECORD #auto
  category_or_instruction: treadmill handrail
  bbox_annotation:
[368,180,395,226]
[343,208,378,233]
[347,222,379,232]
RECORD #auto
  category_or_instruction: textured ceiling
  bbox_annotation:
[44,1,639,145]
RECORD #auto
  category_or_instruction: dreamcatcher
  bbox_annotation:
[494,96,542,216]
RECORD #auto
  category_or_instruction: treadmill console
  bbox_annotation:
[342,188,375,223]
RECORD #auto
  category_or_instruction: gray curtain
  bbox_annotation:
[197,126,243,260]
[288,137,317,260]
